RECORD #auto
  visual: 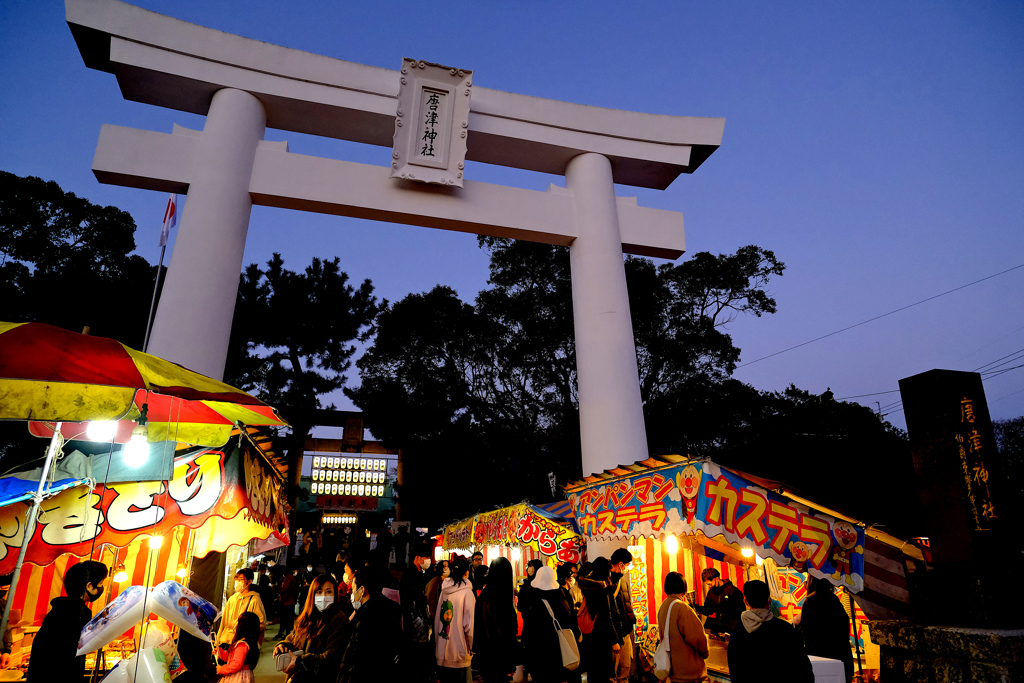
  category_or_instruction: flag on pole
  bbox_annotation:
[159,194,178,247]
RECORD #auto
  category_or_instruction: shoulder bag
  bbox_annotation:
[541,599,580,671]
[653,600,676,680]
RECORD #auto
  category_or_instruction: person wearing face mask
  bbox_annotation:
[216,569,267,657]
[339,568,403,683]
[399,542,435,682]
[274,574,349,682]
[426,559,450,622]
[27,560,109,681]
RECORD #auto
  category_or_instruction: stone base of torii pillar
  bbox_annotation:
[68,0,725,479]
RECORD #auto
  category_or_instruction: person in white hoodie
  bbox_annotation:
[434,555,476,683]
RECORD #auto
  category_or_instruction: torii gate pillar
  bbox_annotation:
[567,153,649,469]
[147,89,266,379]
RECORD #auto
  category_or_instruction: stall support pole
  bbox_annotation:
[847,590,863,681]
[0,424,63,639]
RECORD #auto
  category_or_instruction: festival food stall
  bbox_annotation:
[0,322,289,680]
[0,435,288,679]
[440,502,584,578]
[565,455,921,683]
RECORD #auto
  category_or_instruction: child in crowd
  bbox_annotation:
[216,611,261,682]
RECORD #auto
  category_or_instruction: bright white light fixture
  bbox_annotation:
[87,420,119,442]
[123,426,149,467]
[176,563,187,578]
[113,563,128,582]
[741,547,754,558]
[149,535,163,548]
[434,545,443,561]
[511,547,521,562]
[666,534,678,554]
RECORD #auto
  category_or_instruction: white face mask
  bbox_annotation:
[350,586,364,609]
[568,577,576,588]
[234,580,246,593]
[420,558,431,571]
[307,566,313,573]
[442,567,450,578]
[314,594,334,611]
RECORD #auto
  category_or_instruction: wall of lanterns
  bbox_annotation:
[323,515,357,525]
[310,455,388,497]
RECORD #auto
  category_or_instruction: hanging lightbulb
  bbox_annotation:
[123,405,150,467]
[176,563,187,578]
[113,563,129,583]
[666,534,679,555]
[149,535,163,548]
[741,547,754,559]
[511,547,521,562]
[87,420,119,442]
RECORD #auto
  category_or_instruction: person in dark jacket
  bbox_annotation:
[799,577,854,683]
[474,557,520,683]
[27,560,109,682]
[522,566,580,683]
[609,548,636,683]
[695,567,745,628]
[273,574,349,683]
[469,551,488,592]
[339,568,403,683]
[400,542,435,683]
[576,558,622,683]
[274,565,298,640]
[556,562,583,683]
[517,559,544,617]
[727,580,813,683]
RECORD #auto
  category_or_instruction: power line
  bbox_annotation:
[973,347,1024,372]
[835,389,900,400]
[737,262,1024,369]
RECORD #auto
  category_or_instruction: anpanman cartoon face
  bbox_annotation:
[678,464,701,500]
[833,521,858,550]
[789,540,810,563]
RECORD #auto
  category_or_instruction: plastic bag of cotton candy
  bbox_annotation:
[148,580,220,641]
[77,581,220,656]
[101,647,169,683]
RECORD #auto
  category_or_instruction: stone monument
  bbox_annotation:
[867,369,1023,681]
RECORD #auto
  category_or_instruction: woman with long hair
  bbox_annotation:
[216,611,261,682]
[473,557,520,683]
[576,558,623,683]
[434,555,476,683]
[273,574,350,682]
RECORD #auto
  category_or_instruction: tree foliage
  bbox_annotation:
[0,171,154,346]
[349,239,792,527]
[224,253,377,513]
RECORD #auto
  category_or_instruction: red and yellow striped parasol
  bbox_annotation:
[0,321,287,446]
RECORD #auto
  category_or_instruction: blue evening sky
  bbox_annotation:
[1,0,1022,432]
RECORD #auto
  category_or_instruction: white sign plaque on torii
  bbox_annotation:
[66,0,725,480]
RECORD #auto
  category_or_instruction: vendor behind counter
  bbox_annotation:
[694,567,744,633]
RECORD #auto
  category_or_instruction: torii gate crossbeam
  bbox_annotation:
[67,0,725,479]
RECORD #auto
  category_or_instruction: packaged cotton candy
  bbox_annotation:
[101,647,169,683]
[78,585,148,656]
[149,580,219,641]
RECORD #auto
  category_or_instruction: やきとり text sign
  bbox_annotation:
[391,59,473,187]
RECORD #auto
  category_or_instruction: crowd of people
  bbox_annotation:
[20,541,857,683]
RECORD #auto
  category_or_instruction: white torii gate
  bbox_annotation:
[67,0,725,479]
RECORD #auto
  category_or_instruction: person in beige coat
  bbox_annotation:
[656,572,709,683]
[434,556,476,683]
